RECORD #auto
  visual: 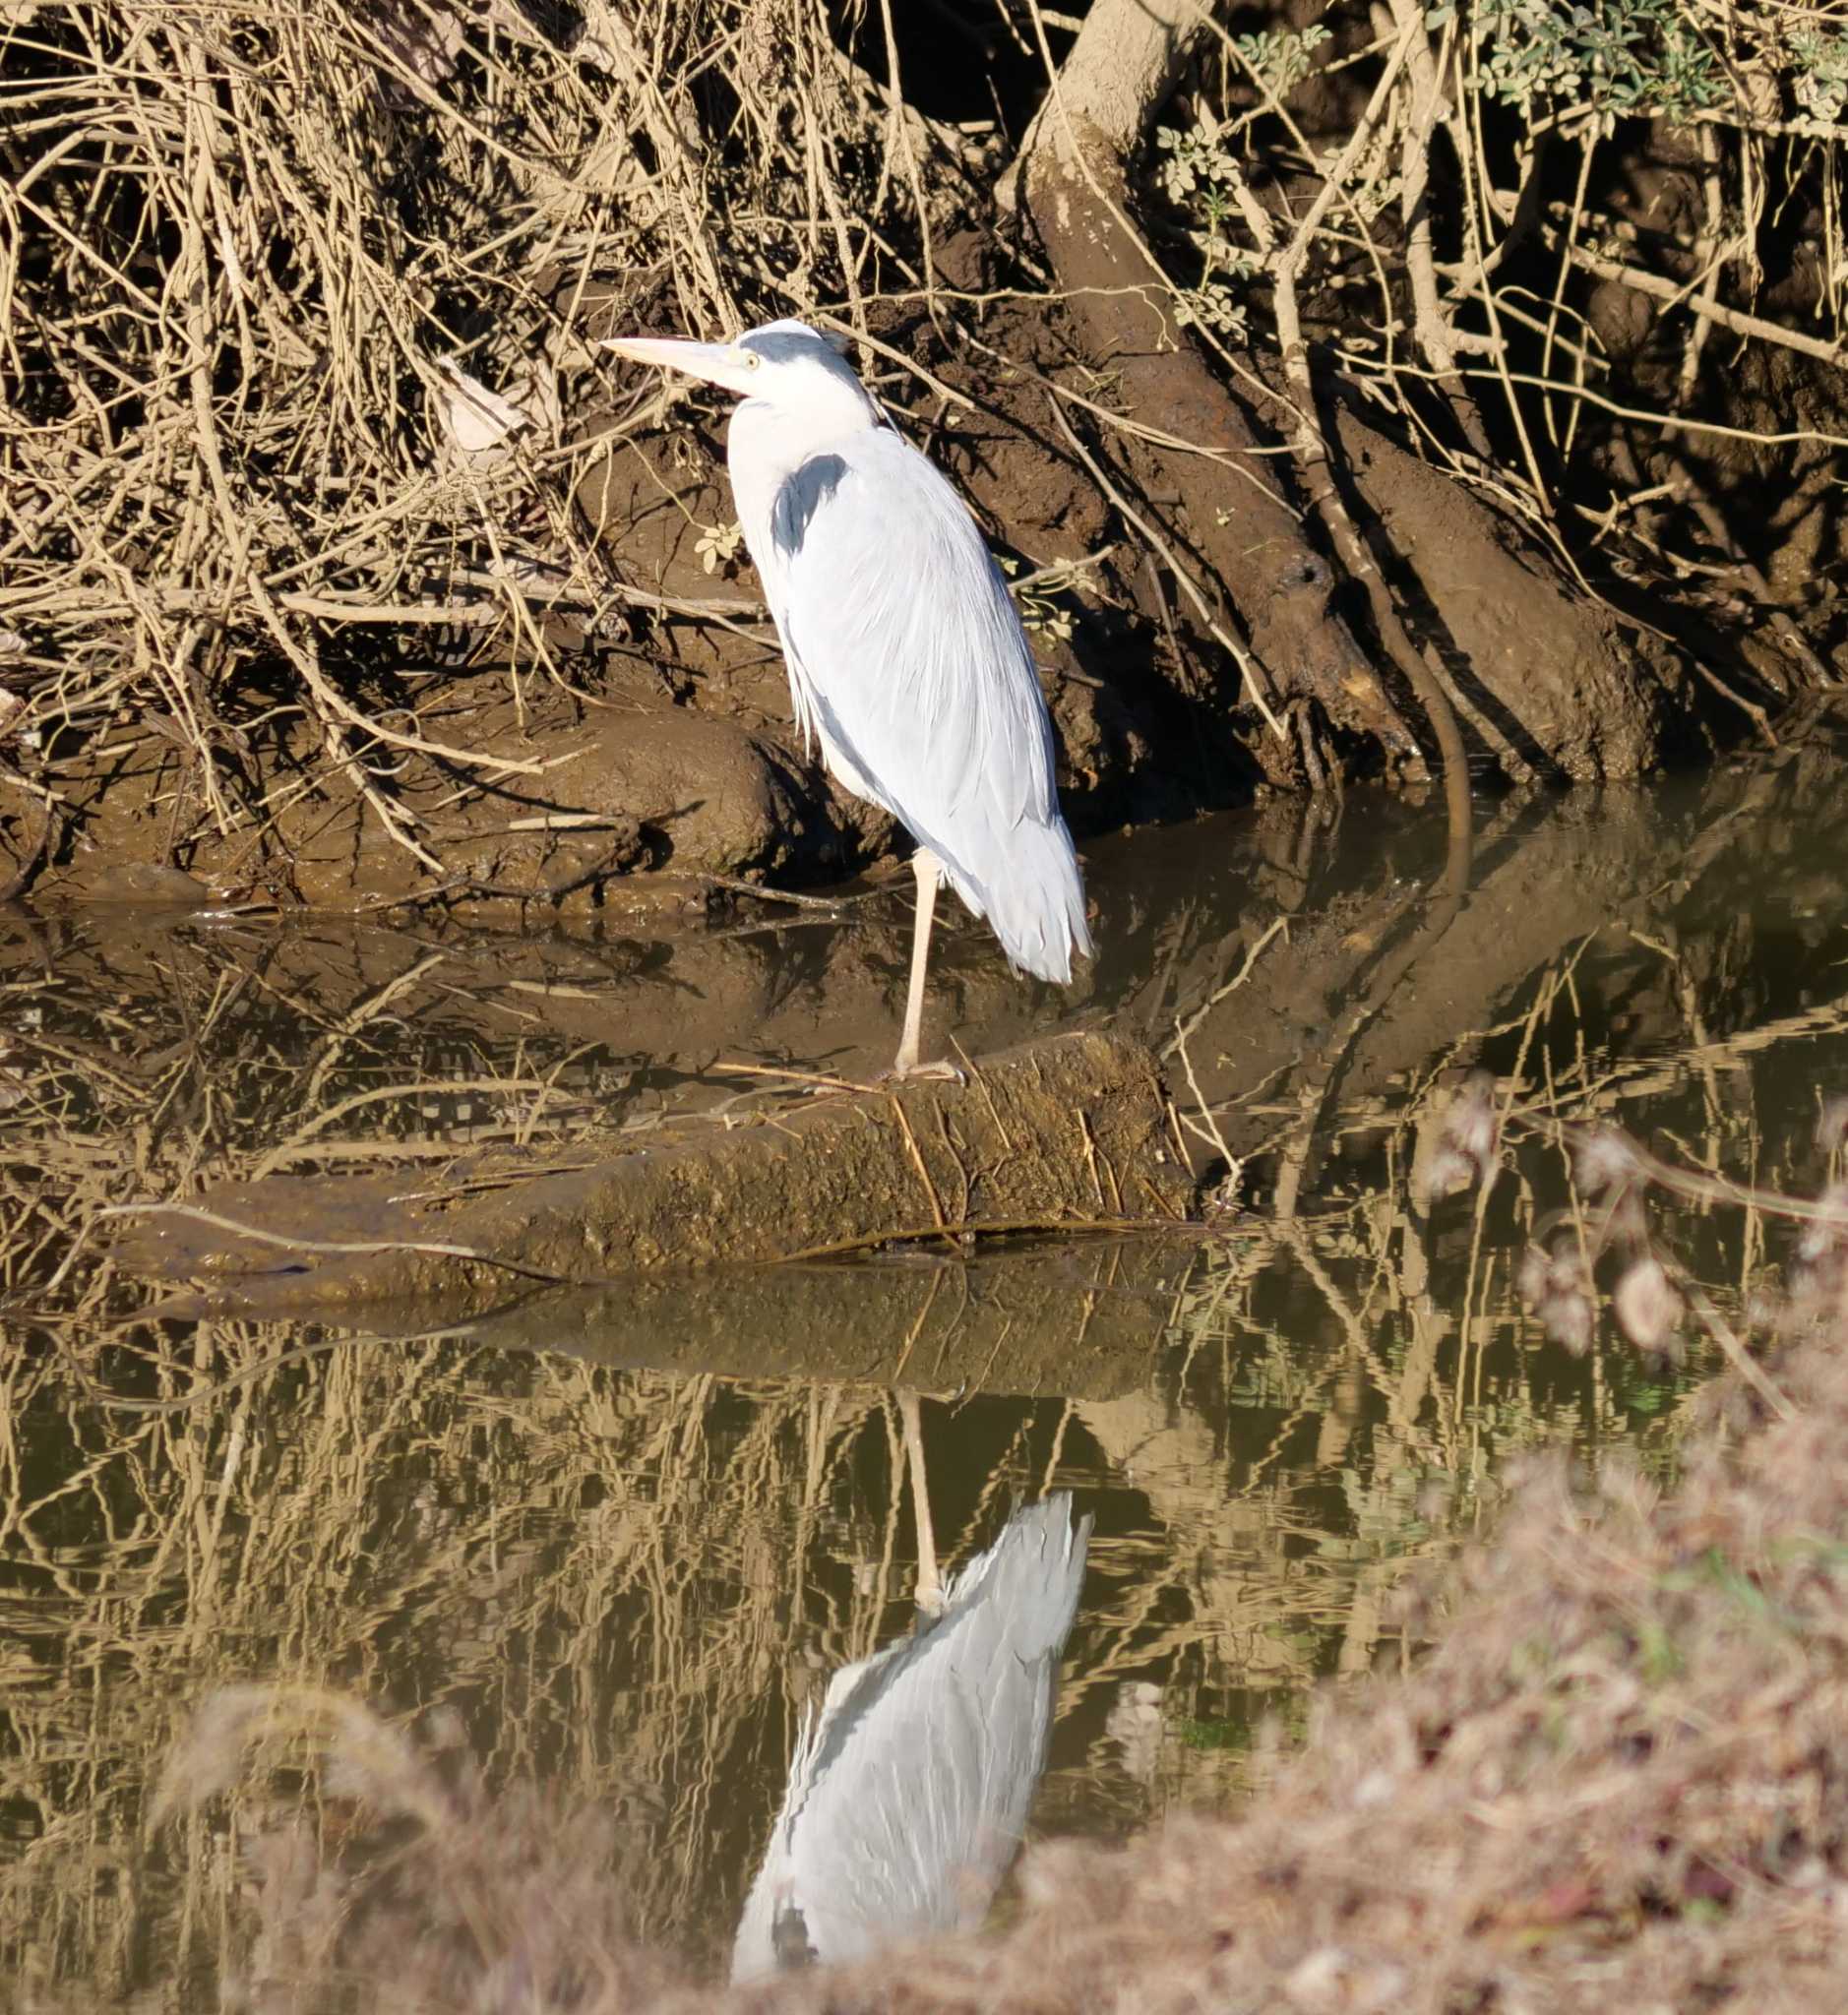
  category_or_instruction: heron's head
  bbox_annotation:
[603,318,879,431]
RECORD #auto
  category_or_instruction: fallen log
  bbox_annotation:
[112,1031,1195,1314]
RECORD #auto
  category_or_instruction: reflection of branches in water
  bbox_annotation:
[1138,902,1848,1785]
[4,1033,1825,2005]
[2,1220,1590,2003]
[0,1332,898,1979]
[6,754,1847,1997]
[0,923,642,1307]
[1270,774,1473,1223]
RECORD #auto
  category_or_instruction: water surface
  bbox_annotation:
[4,722,1847,1997]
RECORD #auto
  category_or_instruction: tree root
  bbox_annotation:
[1015,0,1742,795]
[1021,0,1422,786]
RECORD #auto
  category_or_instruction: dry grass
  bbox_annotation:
[0,0,921,889]
[6,0,1841,905]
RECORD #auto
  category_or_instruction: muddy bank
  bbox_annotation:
[14,253,1842,924]
[25,325,1831,921]
[12,1,1847,924]
[114,1032,1193,1313]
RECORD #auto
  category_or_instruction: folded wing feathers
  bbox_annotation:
[732,1496,1090,1980]
[778,434,1089,982]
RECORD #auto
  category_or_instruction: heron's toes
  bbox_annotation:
[878,1058,966,1086]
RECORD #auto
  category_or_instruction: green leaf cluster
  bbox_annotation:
[1472,0,1724,124]
[1792,27,1848,125]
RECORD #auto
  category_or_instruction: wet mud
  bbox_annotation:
[28,288,1836,923]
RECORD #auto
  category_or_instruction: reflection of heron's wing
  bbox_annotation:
[733,1495,1090,1983]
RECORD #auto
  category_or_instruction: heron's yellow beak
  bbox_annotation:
[601,336,761,397]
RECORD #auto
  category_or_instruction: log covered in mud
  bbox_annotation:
[113,1031,1194,1314]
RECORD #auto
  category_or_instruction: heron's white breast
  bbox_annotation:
[725,396,879,603]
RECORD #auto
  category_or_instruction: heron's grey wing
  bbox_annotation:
[771,432,1089,981]
[732,1496,1090,1982]
[775,430,1054,832]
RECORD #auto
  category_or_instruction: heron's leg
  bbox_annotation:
[892,847,941,1077]
[898,1387,944,1618]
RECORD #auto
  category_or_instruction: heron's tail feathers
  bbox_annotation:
[953,815,1091,986]
[942,1493,1091,1662]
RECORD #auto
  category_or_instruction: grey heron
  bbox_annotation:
[731,1492,1090,1980]
[602,320,1092,1076]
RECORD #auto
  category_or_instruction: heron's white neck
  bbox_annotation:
[726,385,881,591]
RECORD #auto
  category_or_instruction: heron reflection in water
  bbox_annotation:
[732,1489,1090,1981]
[602,319,1091,1077]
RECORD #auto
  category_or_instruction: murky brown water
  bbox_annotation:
[4,715,1847,2001]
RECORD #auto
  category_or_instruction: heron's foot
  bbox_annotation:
[879,1056,966,1086]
